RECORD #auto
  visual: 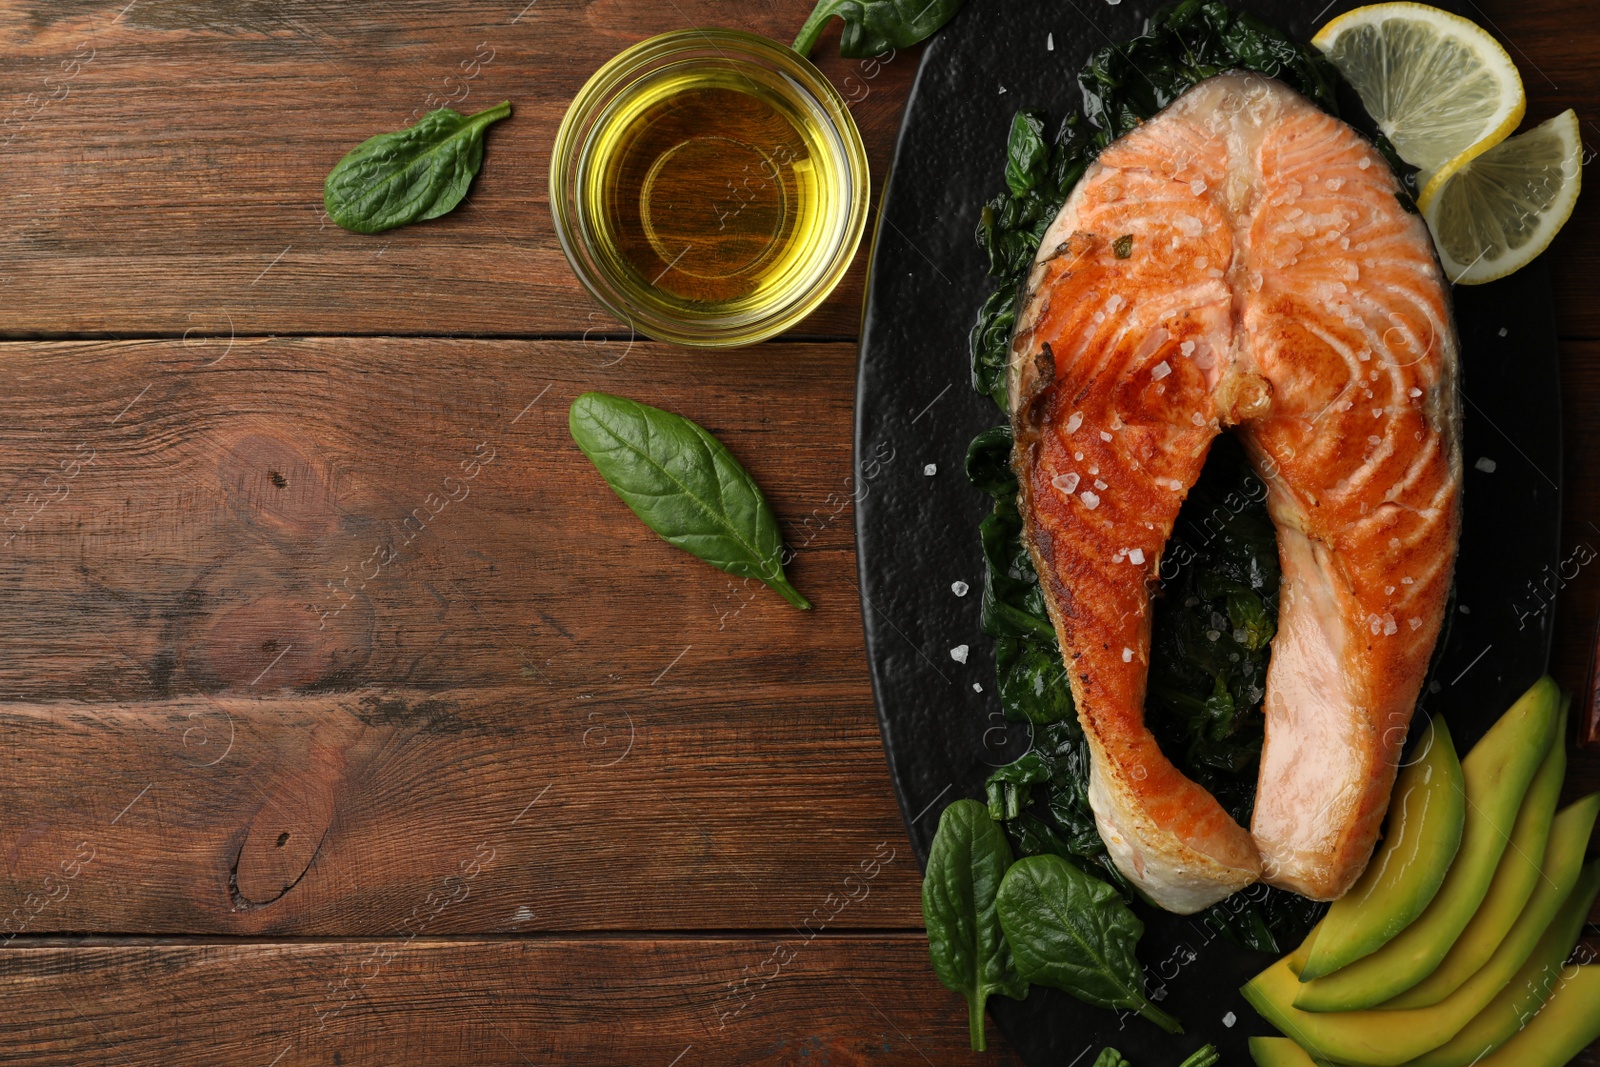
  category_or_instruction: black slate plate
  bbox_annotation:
[853,0,1563,1061]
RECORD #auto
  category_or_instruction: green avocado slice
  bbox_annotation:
[1299,715,1465,980]
[1469,964,1600,1066]
[1248,1036,1334,1066]
[1242,792,1600,1066]
[1402,859,1600,1067]
[1292,677,1560,1008]
[1382,702,1569,1009]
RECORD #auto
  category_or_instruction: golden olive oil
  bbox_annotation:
[581,65,846,322]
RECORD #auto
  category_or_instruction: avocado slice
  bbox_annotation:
[1300,716,1465,980]
[1242,793,1600,1066]
[1403,859,1600,1066]
[1383,703,1569,1009]
[1292,676,1560,1008]
[1471,965,1600,1066]
[1248,1037,1335,1066]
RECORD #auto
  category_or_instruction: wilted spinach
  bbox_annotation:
[922,799,1028,1051]
[996,855,1183,1034]
[968,0,1338,952]
[792,0,968,59]
[324,101,511,234]
[569,392,810,609]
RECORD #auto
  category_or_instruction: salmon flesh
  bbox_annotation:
[1008,73,1461,911]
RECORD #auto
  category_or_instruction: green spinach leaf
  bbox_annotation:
[792,0,968,59]
[922,799,1028,1051]
[568,392,810,609]
[324,101,511,234]
[1004,110,1050,197]
[996,854,1182,1034]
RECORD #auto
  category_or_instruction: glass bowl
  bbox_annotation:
[550,29,870,348]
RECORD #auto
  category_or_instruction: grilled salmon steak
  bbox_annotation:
[1008,73,1461,912]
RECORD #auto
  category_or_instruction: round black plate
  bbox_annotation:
[853,0,1562,1060]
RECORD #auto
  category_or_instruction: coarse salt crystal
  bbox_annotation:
[1373,408,1383,418]
[1409,387,1422,398]
[1066,411,1083,432]
[923,463,937,476]
[1106,294,1124,313]
[951,581,969,597]
[1476,457,1497,473]
[973,682,984,693]
[1368,435,1381,445]
[1402,576,1414,585]
[1190,178,1207,195]
[1498,327,1508,337]
[1192,412,1205,425]
[1074,451,1084,461]
[1368,614,1382,635]
[1383,614,1398,636]
[1180,340,1196,356]
[1223,1012,1237,1028]
[1047,32,1054,49]
[1410,617,1422,630]
[1094,479,1107,491]
[1053,472,1080,494]
[1080,490,1100,509]
[1170,479,1183,491]
[1385,585,1395,595]
[1129,548,1145,565]
[1122,647,1134,662]
[950,644,969,664]
[1151,360,1172,381]
[1099,431,1113,441]
[1175,213,1203,237]
[1358,157,1371,170]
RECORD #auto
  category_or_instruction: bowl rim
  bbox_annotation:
[549,27,870,348]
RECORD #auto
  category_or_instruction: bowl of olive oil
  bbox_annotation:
[551,29,869,347]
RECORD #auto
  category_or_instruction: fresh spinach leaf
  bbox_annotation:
[568,392,810,609]
[1004,110,1050,198]
[792,0,968,59]
[324,101,511,234]
[922,799,1028,1051]
[996,855,1182,1034]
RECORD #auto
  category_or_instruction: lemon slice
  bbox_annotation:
[1423,108,1582,285]
[1313,3,1524,184]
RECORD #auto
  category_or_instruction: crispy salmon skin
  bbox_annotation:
[1009,73,1460,911]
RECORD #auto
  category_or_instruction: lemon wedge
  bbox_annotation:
[1313,3,1524,186]
[1423,109,1583,285]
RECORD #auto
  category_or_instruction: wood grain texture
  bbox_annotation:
[0,338,949,934]
[0,0,916,338]
[0,0,1597,1061]
[0,937,1020,1065]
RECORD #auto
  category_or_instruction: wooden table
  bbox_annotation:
[0,1,1593,1063]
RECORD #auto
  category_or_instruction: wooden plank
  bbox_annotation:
[0,690,924,933]
[0,0,915,338]
[1470,0,1600,340]
[0,337,872,699]
[0,937,1020,1065]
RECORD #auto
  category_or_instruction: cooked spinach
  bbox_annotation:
[968,0,1336,952]
[1094,1047,1221,1067]
[792,0,968,59]
[324,101,511,234]
[996,855,1183,1034]
[569,392,810,609]
[922,799,1028,1051]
